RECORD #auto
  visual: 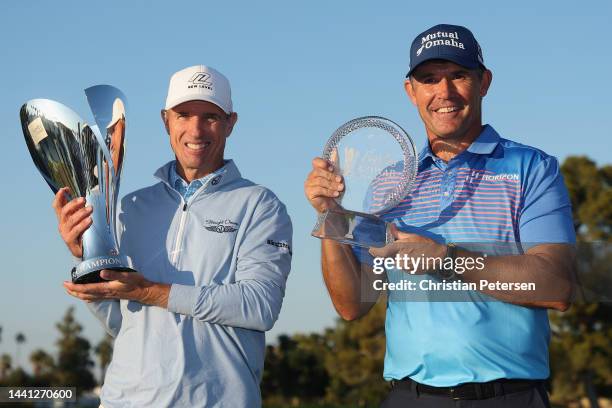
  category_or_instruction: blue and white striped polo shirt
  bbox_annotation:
[355,125,575,386]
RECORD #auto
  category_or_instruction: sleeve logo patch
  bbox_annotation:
[267,239,292,255]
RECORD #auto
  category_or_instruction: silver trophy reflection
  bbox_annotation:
[20,86,135,283]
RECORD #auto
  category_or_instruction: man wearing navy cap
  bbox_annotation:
[305,24,575,407]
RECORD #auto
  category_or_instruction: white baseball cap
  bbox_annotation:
[164,65,233,114]
[107,98,126,129]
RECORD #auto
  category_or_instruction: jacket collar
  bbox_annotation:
[154,159,242,196]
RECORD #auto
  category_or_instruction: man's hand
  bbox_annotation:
[52,187,93,258]
[63,270,170,308]
[370,225,574,310]
[304,157,344,214]
[369,225,446,274]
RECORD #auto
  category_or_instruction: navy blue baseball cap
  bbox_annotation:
[406,24,485,77]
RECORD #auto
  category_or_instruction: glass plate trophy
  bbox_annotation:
[311,116,417,248]
[19,85,135,283]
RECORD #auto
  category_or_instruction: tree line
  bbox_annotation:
[0,307,112,396]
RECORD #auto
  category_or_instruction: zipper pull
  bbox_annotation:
[182,203,187,211]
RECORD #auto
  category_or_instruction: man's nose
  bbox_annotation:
[435,77,455,98]
[187,116,207,136]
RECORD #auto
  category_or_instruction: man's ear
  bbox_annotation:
[480,69,493,97]
[225,112,238,138]
[160,109,170,134]
[404,79,417,106]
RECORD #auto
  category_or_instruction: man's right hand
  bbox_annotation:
[52,187,93,258]
[304,157,344,213]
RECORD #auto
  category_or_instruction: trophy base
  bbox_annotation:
[311,208,393,249]
[72,255,136,284]
[71,266,137,284]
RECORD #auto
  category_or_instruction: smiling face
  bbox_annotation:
[161,100,237,182]
[405,60,492,145]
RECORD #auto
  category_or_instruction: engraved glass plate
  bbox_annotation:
[311,116,417,248]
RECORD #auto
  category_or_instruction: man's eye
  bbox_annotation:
[421,77,438,85]
[204,115,222,123]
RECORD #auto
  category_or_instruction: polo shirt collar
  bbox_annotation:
[169,161,214,189]
[466,124,500,155]
[418,124,500,166]
[418,140,436,163]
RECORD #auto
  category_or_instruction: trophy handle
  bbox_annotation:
[311,208,393,249]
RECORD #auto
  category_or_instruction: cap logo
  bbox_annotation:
[416,44,425,56]
[188,72,213,91]
[419,31,465,54]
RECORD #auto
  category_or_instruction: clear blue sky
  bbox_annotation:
[1,0,610,370]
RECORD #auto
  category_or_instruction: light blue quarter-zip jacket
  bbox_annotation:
[87,160,292,407]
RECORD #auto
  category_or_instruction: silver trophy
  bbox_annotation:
[20,85,135,283]
[311,116,417,248]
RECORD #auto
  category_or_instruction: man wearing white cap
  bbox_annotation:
[53,65,293,407]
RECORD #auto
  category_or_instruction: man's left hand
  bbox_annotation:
[63,270,170,308]
[368,225,447,274]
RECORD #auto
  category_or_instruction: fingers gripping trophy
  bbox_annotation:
[20,85,135,283]
[311,116,418,248]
